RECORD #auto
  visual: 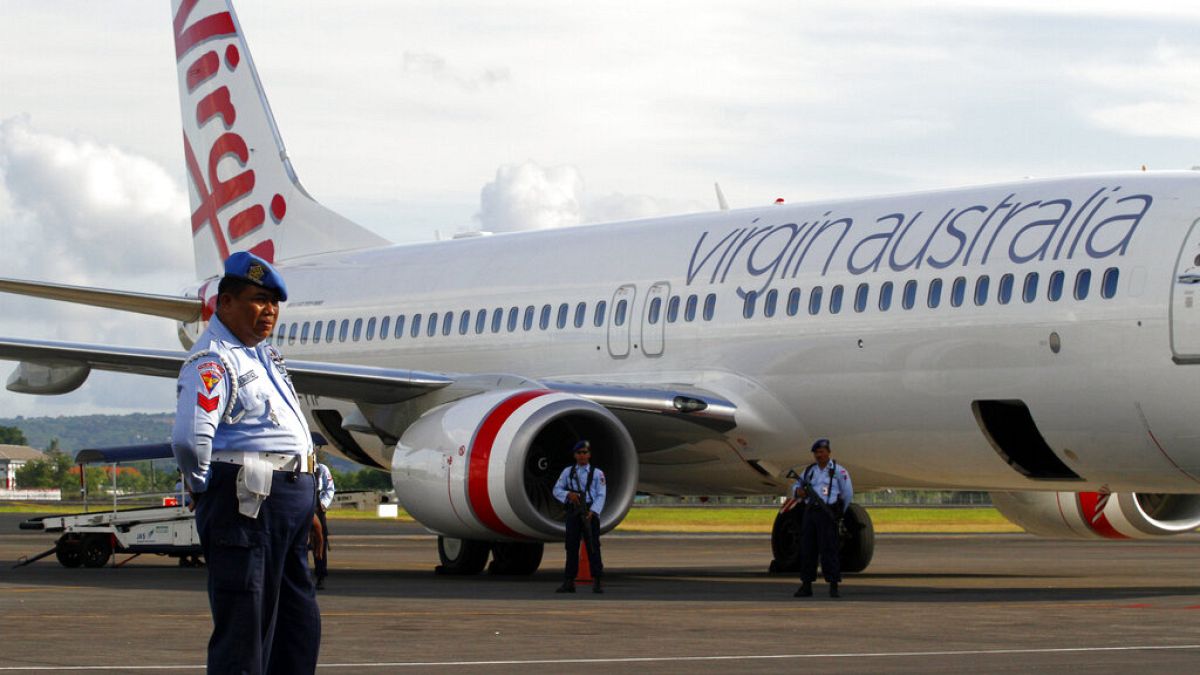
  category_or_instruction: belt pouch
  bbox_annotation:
[236,454,274,518]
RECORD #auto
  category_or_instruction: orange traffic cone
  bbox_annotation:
[575,541,593,584]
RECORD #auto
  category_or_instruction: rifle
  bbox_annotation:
[787,467,845,537]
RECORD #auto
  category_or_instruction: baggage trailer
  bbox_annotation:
[14,442,203,569]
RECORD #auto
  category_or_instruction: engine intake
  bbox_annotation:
[391,389,637,541]
[991,491,1200,539]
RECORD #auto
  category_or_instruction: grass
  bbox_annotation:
[0,503,1020,534]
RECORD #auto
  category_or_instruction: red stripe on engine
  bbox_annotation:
[467,390,551,538]
[1077,492,1129,540]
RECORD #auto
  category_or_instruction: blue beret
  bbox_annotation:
[223,251,288,301]
[573,440,591,452]
[811,438,830,452]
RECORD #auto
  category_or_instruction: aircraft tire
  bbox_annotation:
[487,541,544,575]
[839,503,875,573]
[81,535,112,568]
[768,508,804,573]
[435,536,490,575]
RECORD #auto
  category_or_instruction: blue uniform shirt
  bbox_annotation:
[316,463,335,510]
[793,460,853,512]
[553,463,607,515]
[171,315,313,493]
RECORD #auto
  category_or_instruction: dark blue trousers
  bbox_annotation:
[563,510,602,580]
[195,462,320,675]
[799,505,841,583]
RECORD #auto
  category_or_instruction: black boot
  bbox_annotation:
[555,580,576,593]
[829,582,840,598]
[793,581,813,597]
[592,578,603,594]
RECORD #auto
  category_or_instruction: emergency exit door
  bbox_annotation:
[607,284,636,358]
[1171,218,1200,362]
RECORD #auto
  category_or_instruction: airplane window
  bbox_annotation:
[523,306,534,331]
[507,307,519,332]
[428,312,440,337]
[491,308,503,334]
[352,318,363,342]
[1101,267,1119,299]
[1048,271,1064,301]
[703,293,716,320]
[854,283,869,313]
[615,299,628,326]
[997,274,1014,305]
[313,320,323,344]
[459,311,470,335]
[879,281,893,311]
[764,289,778,317]
[649,297,662,324]
[950,277,966,307]
[557,303,569,329]
[742,290,758,319]
[1074,269,1091,300]
[288,322,299,345]
[809,286,823,315]
[475,309,487,334]
[410,314,422,338]
[394,315,405,339]
[365,317,376,341]
[974,276,989,306]
[443,311,454,336]
[379,316,390,340]
[927,278,942,308]
[829,285,843,314]
[667,296,680,323]
[273,325,282,346]
[539,305,551,330]
[300,322,310,345]
[1022,273,1038,303]
[326,320,336,343]
[594,300,607,327]
[787,288,801,316]
[339,319,349,342]
[575,302,587,328]
[902,280,916,310]
[684,295,697,322]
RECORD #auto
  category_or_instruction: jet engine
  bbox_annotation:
[991,491,1200,539]
[391,388,638,541]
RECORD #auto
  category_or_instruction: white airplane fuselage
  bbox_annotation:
[182,171,1200,497]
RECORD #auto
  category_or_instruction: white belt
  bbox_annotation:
[211,451,314,473]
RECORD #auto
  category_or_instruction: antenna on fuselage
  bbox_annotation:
[714,183,729,211]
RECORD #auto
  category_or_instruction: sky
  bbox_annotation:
[1,0,1200,421]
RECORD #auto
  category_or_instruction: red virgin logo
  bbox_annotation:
[173,0,283,264]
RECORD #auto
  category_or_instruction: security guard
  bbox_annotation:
[793,438,854,598]
[172,251,320,674]
[552,440,606,594]
[313,461,335,590]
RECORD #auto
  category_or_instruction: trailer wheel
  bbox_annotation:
[82,535,112,568]
[55,536,83,568]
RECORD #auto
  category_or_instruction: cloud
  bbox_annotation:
[0,118,192,416]
[402,51,510,91]
[1077,43,1200,139]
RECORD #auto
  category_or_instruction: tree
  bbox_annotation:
[0,425,28,445]
[14,440,105,496]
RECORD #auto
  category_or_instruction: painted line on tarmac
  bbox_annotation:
[2,644,1199,670]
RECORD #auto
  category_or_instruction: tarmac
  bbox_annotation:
[1,512,1199,673]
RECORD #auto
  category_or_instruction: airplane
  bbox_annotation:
[3,0,1200,576]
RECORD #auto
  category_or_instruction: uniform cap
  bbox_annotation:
[572,440,591,452]
[223,251,288,301]
[811,438,831,452]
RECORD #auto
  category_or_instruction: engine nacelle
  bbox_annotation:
[991,491,1200,539]
[391,388,638,541]
[6,361,90,394]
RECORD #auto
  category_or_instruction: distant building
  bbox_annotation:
[0,444,43,489]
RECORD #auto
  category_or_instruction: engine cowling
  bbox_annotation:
[991,491,1200,539]
[391,388,638,541]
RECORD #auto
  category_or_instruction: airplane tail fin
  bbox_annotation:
[172,0,389,279]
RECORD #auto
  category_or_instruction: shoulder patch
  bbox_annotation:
[196,361,225,394]
[599,474,606,486]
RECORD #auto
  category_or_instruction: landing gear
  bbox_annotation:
[768,503,875,573]
[435,536,490,575]
[488,542,544,575]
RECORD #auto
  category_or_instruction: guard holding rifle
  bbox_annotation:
[793,438,854,598]
[553,440,607,594]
